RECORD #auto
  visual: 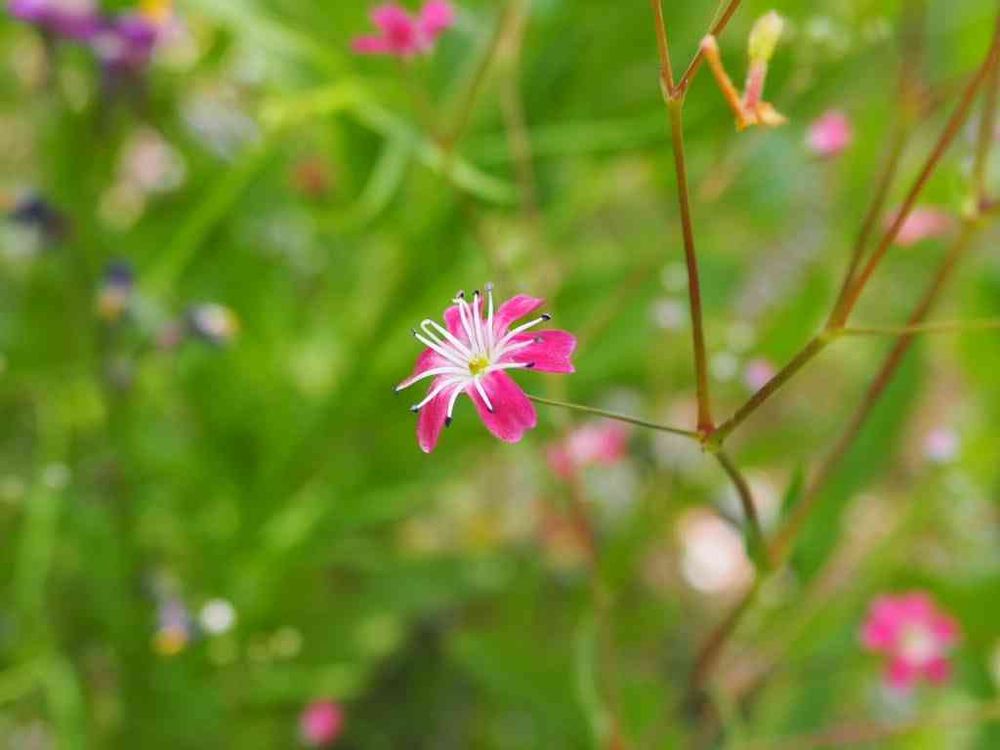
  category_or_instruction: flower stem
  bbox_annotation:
[675,0,745,95]
[714,335,829,442]
[714,449,770,570]
[832,21,1000,325]
[666,98,714,434]
[526,395,699,439]
[840,319,1000,336]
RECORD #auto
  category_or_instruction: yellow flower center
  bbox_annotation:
[468,355,490,376]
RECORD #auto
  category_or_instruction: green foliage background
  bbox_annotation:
[2,0,999,747]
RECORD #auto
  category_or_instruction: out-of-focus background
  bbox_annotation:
[2,0,999,747]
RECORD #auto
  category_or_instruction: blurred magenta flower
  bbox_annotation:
[546,422,629,479]
[888,207,954,247]
[299,701,344,747]
[7,0,100,41]
[398,285,576,453]
[806,109,852,158]
[861,592,960,690]
[352,1,455,58]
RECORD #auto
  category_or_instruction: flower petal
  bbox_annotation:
[419,0,455,38]
[444,304,473,345]
[352,35,390,54]
[493,294,544,337]
[467,371,537,443]
[416,378,453,453]
[398,347,446,390]
[886,656,918,690]
[504,330,576,373]
[924,656,952,684]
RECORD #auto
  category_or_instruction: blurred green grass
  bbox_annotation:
[2,0,1000,747]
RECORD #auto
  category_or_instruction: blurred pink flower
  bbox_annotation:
[546,422,630,479]
[861,592,960,690]
[352,1,454,58]
[806,109,852,158]
[743,357,776,392]
[888,207,954,247]
[923,427,959,464]
[299,701,344,747]
[397,285,576,453]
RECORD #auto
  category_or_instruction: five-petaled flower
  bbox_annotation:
[352,1,454,58]
[398,285,576,453]
[861,591,960,690]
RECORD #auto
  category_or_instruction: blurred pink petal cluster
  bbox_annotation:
[299,701,345,747]
[861,592,960,690]
[806,109,853,158]
[546,422,630,479]
[888,207,954,246]
[352,1,455,58]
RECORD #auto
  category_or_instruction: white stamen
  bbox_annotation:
[413,332,467,368]
[411,377,462,412]
[396,365,466,392]
[485,283,495,350]
[420,319,472,359]
[496,315,550,349]
[473,378,494,412]
[445,386,463,423]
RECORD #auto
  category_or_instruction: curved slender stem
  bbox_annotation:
[714,449,769,569]
[841,319,1000,336]
[833,20,1000,325]
[526,395,699,438]
[676,0,745,95]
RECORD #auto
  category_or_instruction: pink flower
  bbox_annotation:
[743,357,776,392]
[888,207,954,247]
[546,422,630,479]
[806,109,853,158]
[352,1,454,58]
[861,592,960,690]
[299,701,344,747]
[398,284,576,453]
[923,427,959,464]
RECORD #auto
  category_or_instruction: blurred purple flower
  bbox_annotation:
[7,193,70,246]
[299,701,344,747]
[7,0,100,41]
[96,260,134,322]
[91,12,160,74]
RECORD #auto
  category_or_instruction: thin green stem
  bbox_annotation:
[715,449,770,569]
[666,98,714,433]
[675,0,745,95]
[840,319,1000,336]
[714,335,829,442]
[526,394,699,438]
[833,18,1000,325]
[649,0,676,95]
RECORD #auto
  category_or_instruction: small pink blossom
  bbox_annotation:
[806,109,853,158]
[398,284,576,453]
[888,207,954,247]
[861,592,960,690]
[546,422,629,479]
[743,357,776,392]
[352,1,454,58]
[299,700,345,747]
[923,427,959,464]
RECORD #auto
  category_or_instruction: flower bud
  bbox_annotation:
[748,11,784,64]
